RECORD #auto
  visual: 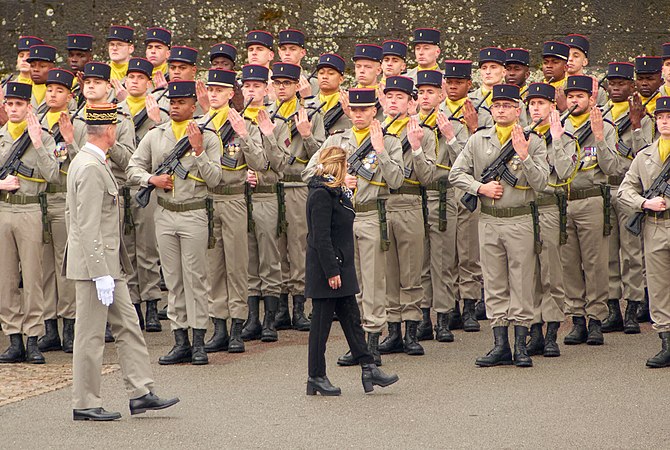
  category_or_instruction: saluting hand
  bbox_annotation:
[152,71,168,90]
[549,109,564,141]
[340,90,352,118]
[407,117,423,151]
[295,108,312,139]
[298,76,312,99]
[229,108,248,138]
[462,99,478,134]
[58,112,75,145]
[629,93,645,130]
[111,79,128,102]
[436,112,455,141]
[370,119,385,154]
[377,85,387,114]
[407,97,418,116]
[590,105,605,142]
[196,80,210,112]
[26,111,44,149]
[511,124,529,160]
[555,86,568,112]
[187,120,204,156]
[256,109,276,137]
[146,94,162,124]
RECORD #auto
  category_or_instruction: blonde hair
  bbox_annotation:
[315,146,347,189]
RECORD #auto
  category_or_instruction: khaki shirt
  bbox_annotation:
[40,113,87,189]
[618,140,670,213]
[434,104,471,184]
[564,117,619,191]
[537,130,578,196]
[603,109,653,177]
[117,97,169,143]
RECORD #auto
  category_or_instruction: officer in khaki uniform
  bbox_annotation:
[404,28,441,83]
[305,53,352,135]
[450,84,549,368]
[0,82,59,364]
[127,80,222,366]
[303,88,404,366]
[201,68,265,354]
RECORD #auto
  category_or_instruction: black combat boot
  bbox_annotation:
[145,300,162,332]
[38,319,61,352]
[563,316,588,345]
[261,296,279,342]
[191,328,208,365]
[62,318,75,354]
[601,299,624,333]
[158,329,191,365]
[0,334,26,363]
[586,319,604,345]
[367,332,382,366]
[416,308,434,341]
[105,323,114,343]
[274,293,292,330]
[475,299,487,321]
[25,336,45,364]
[513,326,532,367]
[637,289,651,323]
[462,299,480,332]
[204,318,229,353]
[241,296,262,341]
[361,363,399,393]
[134,303,145,330]
[157,305,168,321]
[449,300,463,330]
[646,332,670,368]
[435,312,454,343]
[475,326,513,367]
[292,295,311,331]
[378,322,403,354]
[543,322,561,357]
[526,323,545,356]
[403,321,425,356]
[228,318,245,353]
[623,300,641,334]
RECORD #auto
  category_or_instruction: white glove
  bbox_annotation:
[93,275,115,306]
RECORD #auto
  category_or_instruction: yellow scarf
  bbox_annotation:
[152,62,168,78]
[661,85,670,97]
[8,120,27,141]
[445,97,467,115]
[319,91,340,112]
[209,106,230,131]
[244,106,262,123]
[549,77,567,90]
[610,100,629,122]
[641,93,658,115]
[277,97,297,120]
[659,138,670,163]
[495,123,514,146]
[46,110,65,130]
[417,64,439,72]
[126,95,147,117]
[481,87,493,107]
[384,115,410,136]
[17,74,33,85]
[419,110,437,127]
[352,126,370,146]
[32,83,46,105]
[569,112,590,131]
[356,83,379,90]
[171,119,189,141]
[536,123,551,137]
[110,61,129,81]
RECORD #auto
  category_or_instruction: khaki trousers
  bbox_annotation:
[455,188,482,300]
[532,206,566,324]
[248,193,282,297]
[279,186,307,295]
[644,219,670,333]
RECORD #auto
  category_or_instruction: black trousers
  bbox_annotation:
[308,295,375,377]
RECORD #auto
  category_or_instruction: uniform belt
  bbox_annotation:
[207,185,246,195]
[567,187,602,201]
[646,210,670,220]
[1,192,40,204]
[607,175,624,186]
[253,184,278,194]
[157,197,206,212]
[535,195,557,207]
[45,184,67,194]
[283,174,304,183]
[425,180,450,191]
[354,202,377,213]
[481,204,532,218]
[390,185,422,196]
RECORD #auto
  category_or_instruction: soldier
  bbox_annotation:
[564,34,608,106]
[405,28,441,83]
[156,46,204,114]
[127,80,222,366]
[66,34,94,108]
[38,68,87,354]
[107,25,134,82]
[210,43,237,71]
[635,56,663,116]
[306,53,351,135]
[661,43,670,97]
[65,103,178,421]
[145,27,171,79]
[26,44,57,115]
[618,97,670,368]
[246,30,275,68]
[376,75,435,357]
[469,47,506,129]
[504,48,531,92]
[381,40,408,84]
[15,36,44,85]
[302,88,404,366]
[277,29,319,96]
[541,41,570,111]
[0,82,59,363]
[202,68,265,353]
[352,44,384,121]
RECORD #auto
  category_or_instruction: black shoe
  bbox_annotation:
[191,328,208,365]
[462,299,480,332]
[158,329,192,365]
[105,323,115,343]
[646,332,670,368]
[24,336,45,364]
[513,326,533,367]
[361,363,399,393]
[261,296,279,342]
[403,321,425,356]
[586,319,604,346]
[0,334,25,363]
[435,312,454,343]
[475,299,487,321]
[306,376,341,396]
[145,300,162,332]
[73,408,121,421]
[204,318,229,353]
[62,318,75,354]
[38,319,62,352]
[130,392,180,415]
[624,300,641,334]
[157,305,168,321]
[378,322,403,354]
[417,308,434,341]
[337,351,356,367]
[449,300,463,330]
[367,332,382,366]
[228,319,245,353]
[637,289,651,323]
[543,322,561,357]
[134,303,145,330]
[526,323,545,356]
[602,299,624,333]
[475,326,513,367]
[274,293,292,330]
[563,316,588,345]
[292,295,311,331]
[241,296,262,341]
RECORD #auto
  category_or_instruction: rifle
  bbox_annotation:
[270,99,287,122]
[543,104,578,147]
[460,115,545,212]
[288,101,326,140]
[323,101,345,133]
[625,156,670,236]
[132,88,169,141]
[50,101,87,144]
[474,90,492,112]
[575,103,615,148]
[347,113,401,181]
[134,112,219,208]
[1,74,14,88]
[0,110,49,180]
[613,92,659,157]
[219,98,254,168]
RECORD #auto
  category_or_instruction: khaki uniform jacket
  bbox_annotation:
[564,117,619,190]
[434,104,471,184]
[305,94,353,136]
[537,130,578,196]
[604,108,653,177]
[618,140,670,214]
[243,112,291,186]
[40,113,88,189]
[117,97,169,143]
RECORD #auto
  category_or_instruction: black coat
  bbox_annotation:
[304,177,359,299]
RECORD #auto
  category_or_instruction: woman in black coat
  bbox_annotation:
[305,146,399,396]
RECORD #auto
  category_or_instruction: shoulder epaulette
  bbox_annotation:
[329,129,346,136]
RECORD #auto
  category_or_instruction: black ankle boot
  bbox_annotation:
[378,322,403,354]
[367,332,382,366]
[0,334,26,363]
[624,300,641,334]
[62,318,75,353]
[475,326,512,367]
[292,295,311,331]
[513,326,532,367]
[403,321,425,356]
[526,323,545,356]
[564,316,588,345]
[543,322,561,357]
[602,299,624,333]
[105,323,114,343]
[191,328,208,365]
[274,293,292,330]
[145,300,162,332]
[157,305,168,321]
[337,351,356,366]
[158,329,191,365]
[306,376,341,396]
[241,296,262,341]
[25,336,45,364]
[261,296,279,342]
[587,319,604,345]
[134,303,145,330]
[449,300,463,330]
[38,319,61,352]
[637,289,651,323]
[646,332,670,368]
[204,318,229,353]
[228,318,245,353]
[361,363,399,393]
[462,299,480,332]
[475,299,487,321]
[417,308,434,341]
[435,312,454,342]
